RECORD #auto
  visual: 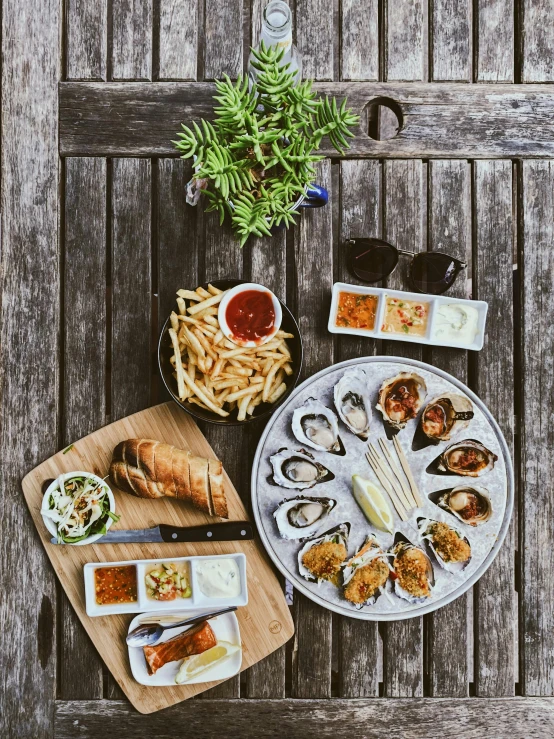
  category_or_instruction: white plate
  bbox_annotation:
[84,553,248,617]
[251,356,514,621]
[328,282,488,351]
[128,610,242,686]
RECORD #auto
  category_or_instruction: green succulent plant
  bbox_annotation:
[174,42,359,247]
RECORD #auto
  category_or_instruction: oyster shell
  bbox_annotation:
[390,537,434,603]
[418,517,471,573]
[343,535,391,607]
[437,485,492,526]
[273,495,337,540]
[298,522,350,583]
[292,398,345,455]
[376,372,427,434]
[413,393,474,450]
[270,448,334,490]
[333,367,371,440]
[427,439,497,477]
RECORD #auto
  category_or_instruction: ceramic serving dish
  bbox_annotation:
[328,282,488,351]
[128,609,242,686]
[84,553,248,617]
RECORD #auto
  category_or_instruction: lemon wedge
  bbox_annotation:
[175,641,240,684]
[352,475,394,533]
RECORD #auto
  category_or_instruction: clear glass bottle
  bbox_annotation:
[248,1,302,85]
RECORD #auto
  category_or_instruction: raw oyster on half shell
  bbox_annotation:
[376,372,427,434]
[390,537,434,604]
[436,485,492,526]
[270,448,334,490]
[333,367,372,440]
[418,517,471,573]
[298,522,350,584]
[274,496,337,540]
[342,535,391,607]
[427,439,497,477]
[292,398,345,455]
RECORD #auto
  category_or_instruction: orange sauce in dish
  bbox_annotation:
[94,565,137,605]
[336,291,378,331]
[382,296,429,337]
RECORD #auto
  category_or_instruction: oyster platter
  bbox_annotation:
[252,357,513,620]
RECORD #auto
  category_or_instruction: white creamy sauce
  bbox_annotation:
[196,559,241,598]
[432,304,480,345]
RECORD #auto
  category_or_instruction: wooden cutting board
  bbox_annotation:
[22,402,294,714]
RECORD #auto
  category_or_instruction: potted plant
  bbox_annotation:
[174,43,359,247]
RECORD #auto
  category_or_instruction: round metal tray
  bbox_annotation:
[251,356,514,621]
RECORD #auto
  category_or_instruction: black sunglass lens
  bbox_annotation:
[411,253,460,294]
[349,242,398,283]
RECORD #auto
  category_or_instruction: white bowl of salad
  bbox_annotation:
[41,471,118,545]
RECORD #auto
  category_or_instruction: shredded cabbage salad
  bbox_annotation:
[41,473,119,543]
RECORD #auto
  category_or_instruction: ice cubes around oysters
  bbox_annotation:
[333,367,372,440]
[418,517,471,573]
[412,393,474,450]
[270,448,334,490]
[298,522,350,583]
[376,372,427,435]
[292,398,345,455]
[273,496,337,540]
[427,439,497,477]
[436,485,492,526]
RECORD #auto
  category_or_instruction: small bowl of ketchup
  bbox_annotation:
[218,283,282,347]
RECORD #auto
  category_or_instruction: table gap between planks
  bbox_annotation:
[2,0,554,735]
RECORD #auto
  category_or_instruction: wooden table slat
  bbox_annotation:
[159,0,199,80]
[473,159,516,696]
[385,0,427,81]
[296,0,334,81]
[58,81,554,159]
[60,157,108,699]
[382,159,425,697]
[340,0,378,81]
[520,160,554,695]
[204,0,243,79]
[337,159,382,698]
[426,159,472,697]
[111,0,153,80]
[66,0,107,80]
[0,0,60,731]
[475,0,514,82]
[522,0,554,82]
[431,0,471,82]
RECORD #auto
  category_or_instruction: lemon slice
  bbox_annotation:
[175,641,240,684]
[352,475,394,533]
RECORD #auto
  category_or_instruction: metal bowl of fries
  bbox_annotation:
[158,279,303,424]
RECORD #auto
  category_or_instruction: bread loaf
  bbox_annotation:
[109,439,228,518]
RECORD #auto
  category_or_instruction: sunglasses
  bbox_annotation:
[346,238,467,295]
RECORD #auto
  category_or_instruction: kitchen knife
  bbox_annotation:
[50,521,254,545]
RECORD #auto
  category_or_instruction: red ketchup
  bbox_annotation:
[226,290,276,343]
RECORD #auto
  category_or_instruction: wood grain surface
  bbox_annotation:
[21,403,294,713]
[59,82,554,158]
[4,0,554,733]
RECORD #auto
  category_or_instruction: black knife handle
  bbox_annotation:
[158,521,254,543]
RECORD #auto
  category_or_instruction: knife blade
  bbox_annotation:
[50,521,255,544]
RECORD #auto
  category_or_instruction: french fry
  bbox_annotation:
[170,311,179,333]
[262,357,274,377]
[213,378,249,391]
[213,329,224,345]
[182,325,205,358]
[169,328,187,400]
[237,393,254,421]
[193,328,218,360]
[188,291,224,315]
[268,369,285,397]
[203,314,219,326]
[176,297,187,315]
[195,286,211,299]
[283,363,293,376]
[177,289,202,301]
[181,373,229,416]
[276,330,294,339]
[211,357,225,378]
[268,382,287,404]
[223,367,253,377]
[263,357,288,401]
[225,385,262,403]
[207,283,223,295]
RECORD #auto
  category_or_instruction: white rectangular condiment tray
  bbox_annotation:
[84,553,248,617]
[328,282,488,351]
[128,610,242,686]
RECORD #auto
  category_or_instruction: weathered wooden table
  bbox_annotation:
[3,0,554,736]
